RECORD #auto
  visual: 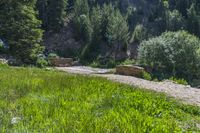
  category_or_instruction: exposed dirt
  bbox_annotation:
[56,66,200,107]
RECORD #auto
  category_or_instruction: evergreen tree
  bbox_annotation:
[90,6,102,43]
[0,0,43,64]
[47,0,68,32]
[101,4,116,41]
[106,9,129,60]
[168,0,191,17]
[36,0,48,29]
[187,4,200,36]
[73,0,92,42]
[75,15,93,43]
[74,0,89,16]
[166,10,185,31]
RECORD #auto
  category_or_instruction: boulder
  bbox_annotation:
[116,65,144,77]
[50,58,73,67]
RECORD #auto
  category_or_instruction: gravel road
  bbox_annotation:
[56,66,200,107]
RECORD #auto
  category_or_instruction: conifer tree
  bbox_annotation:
[90,6,102,43]
[73,0,92,42]
[0,0,44,64]
[106,8,129,60]
[47,0,68,32]
[187,4,200,36]
[36,0,48,29]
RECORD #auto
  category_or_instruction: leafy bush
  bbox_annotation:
[141,71,152,81]
[169,77,188,85]
[120,59,136,65]
[135,70,152,81]
[48,53,59,59]
[36,54,48,68]
[90,57,118,68]
[138,31,200,81]
[0,62,8,68]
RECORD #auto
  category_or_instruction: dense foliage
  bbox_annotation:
[0,0,43,64]
[1,0,200,82]
[36,0,68,32]
[0,67,200,132]
[138,31,200,81]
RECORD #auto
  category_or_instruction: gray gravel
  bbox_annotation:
[56,66,200,107]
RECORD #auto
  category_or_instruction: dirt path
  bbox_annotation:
[56,66,200,107]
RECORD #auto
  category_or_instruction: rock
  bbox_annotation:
[116,65,144,77]
[50,58,73,67]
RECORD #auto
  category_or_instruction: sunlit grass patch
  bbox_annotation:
[0,67,200,132]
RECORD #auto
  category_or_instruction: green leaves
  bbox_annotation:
[138,31,200,81]
[106,9,129,45]
[0,0,43,64]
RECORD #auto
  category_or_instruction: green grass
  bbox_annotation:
[0,67,200,132]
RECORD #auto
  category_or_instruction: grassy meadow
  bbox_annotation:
[0,66,200,132]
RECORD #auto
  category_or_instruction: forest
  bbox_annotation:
[0,0,200,83]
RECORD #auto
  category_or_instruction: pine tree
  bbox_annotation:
[74,0,89,16]
[106,9,129,60]
[168,0,191,17]
[47,0,68,32]
[90,6,102,43]
[36,0,48,29]
[166,10,185,31]
[0,0,44,64]
[75,15,93,43]
[187,4,200,36]
[101,4,116,41]
[73,0,92,42]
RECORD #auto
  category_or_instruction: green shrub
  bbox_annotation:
[169,77,188,85]
[48,53,59,59]
[90,57,118,68]
[136,71,152,81]
[0,63,9,68]
[120,59,136,65]
[138,31,200,81]
[141,71,152,81]
[36,54,48,68]
[90,61,100,68]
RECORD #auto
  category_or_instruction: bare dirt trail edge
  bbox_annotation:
[56,67,200,107]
